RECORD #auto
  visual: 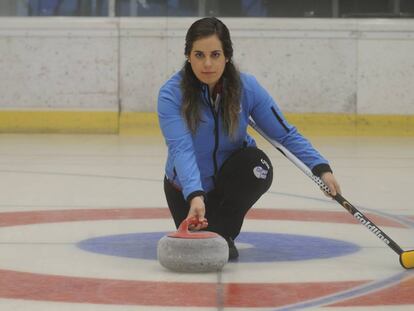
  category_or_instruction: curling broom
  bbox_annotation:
[249,118,414,269]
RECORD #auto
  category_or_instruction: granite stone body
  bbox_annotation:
[157,234,229,273]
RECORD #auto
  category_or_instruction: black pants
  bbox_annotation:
[164,147,273,240]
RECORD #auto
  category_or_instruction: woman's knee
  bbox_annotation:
[216,147,273,196]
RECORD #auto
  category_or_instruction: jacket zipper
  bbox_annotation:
[203,87,219,177]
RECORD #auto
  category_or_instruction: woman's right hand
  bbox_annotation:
[187,195,208,230]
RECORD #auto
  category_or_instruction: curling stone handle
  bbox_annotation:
[168,217,216,239]
[177,217,202,233]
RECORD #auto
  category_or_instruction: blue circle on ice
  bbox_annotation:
[77,232,360,263]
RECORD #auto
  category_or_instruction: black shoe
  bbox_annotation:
[226,237,239,260]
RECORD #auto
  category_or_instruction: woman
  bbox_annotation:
[157,17,341,260]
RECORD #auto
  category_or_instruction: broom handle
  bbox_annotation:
[248,119,404,255]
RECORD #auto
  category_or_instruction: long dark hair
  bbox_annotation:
[181,17,241,138]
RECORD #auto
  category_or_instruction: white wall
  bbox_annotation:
[0,17,413,114]
[0,18,119,111]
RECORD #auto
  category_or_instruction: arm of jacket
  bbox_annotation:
[157,82,205,201]
[245,74,332,176]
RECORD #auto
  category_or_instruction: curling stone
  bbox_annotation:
[157,218,229,272]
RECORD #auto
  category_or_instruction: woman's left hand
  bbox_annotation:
[320,172,341,197]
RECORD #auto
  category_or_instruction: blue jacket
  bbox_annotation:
[158,71,331,200]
